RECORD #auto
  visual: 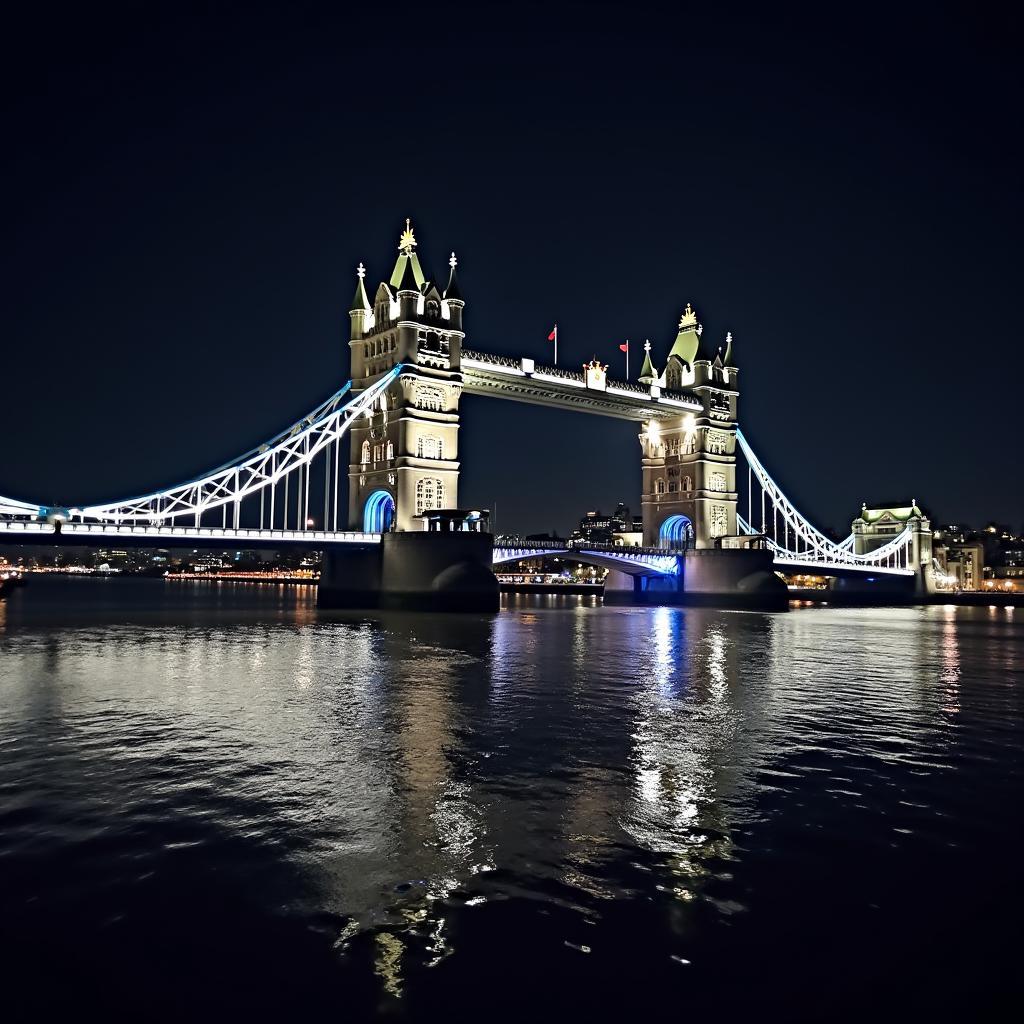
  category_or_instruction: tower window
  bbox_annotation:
[361,440,370,464]
[416,435,444,459]
[415,477,445,514]
[655,478,666,495]
[416,385,445,411]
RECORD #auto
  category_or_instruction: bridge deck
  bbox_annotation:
[461,352,702,421]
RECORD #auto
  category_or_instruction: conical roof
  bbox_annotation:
[390,218,426,291]
[666,303,700,366]
[349,263,370,313]
[444,251,463,302]
[637,339,656,384]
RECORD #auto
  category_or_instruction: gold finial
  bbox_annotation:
[678,302,698,329]
[398,217,417,253]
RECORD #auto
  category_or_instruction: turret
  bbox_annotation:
[348,262,371,341]
[443,251,465,332]
[637,339,657,386]
[664,303,701,390]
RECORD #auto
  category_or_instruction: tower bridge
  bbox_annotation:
[0,220,935,609]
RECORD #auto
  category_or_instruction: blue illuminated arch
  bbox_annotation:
[363,490,395,533]
[659,514,694,551]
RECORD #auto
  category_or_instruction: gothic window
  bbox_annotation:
[360,440,370,464]
[416,435,443,459]
[683,433,697,455]
[416,385,444,411]
[655,478,666,495]
[668,481,678,493]
[682,475,692,492]
[709,471,727,492]
[666,365,681,391]
[668,437,680,457]
[711,505,728,538]
[707,431,728,455]
[373,444,381,462]
[415,477,445,515]
[386,441,394,460]
[426,301,440,319]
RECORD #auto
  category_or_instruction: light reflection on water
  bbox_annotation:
[0,578,1022,1018]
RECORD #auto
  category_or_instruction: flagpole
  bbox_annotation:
[554,323,558,366]
[625,340,629,381]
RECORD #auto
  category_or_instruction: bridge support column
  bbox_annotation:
[319,532,499,613]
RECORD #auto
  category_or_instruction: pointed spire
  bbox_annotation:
[389,217,426,290]
[638,339,656,384]
[667,302,701,366]
[723,331,735,366]
[349,262,370,313]
[444,250,463,303]
[396,252,420,293]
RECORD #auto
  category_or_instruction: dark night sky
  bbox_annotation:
[2,2,1021,536]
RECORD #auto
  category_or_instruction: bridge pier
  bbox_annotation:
[603,548,787,609]
[319,529,499,613]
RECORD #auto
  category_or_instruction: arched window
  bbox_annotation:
[668,481,678,492]
[360,440,370,464]
[372,444,381,462]
[655,478,666,495]
[416,477,445,514]
[385,440,394,460]
[709,471,726,492]
[682,475,692,492]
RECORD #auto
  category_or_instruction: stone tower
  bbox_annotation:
[347,220,464,533]
[638,305,740,548]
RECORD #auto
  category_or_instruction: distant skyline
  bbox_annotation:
[2,4,1021,536]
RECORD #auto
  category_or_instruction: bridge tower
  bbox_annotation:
[639,306,740,549]
[346,221,464,533]
[852,501,937,594]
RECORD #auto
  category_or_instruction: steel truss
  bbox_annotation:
[736,428,913,573]
[1,368,403,535]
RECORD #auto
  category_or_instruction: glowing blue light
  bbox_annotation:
[363,490,395,533]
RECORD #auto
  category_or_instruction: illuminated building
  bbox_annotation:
[347,221,463,533]
[636,312,739,548]
[571,504,642,545]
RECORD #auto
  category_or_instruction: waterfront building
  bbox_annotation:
[571,504,642,546]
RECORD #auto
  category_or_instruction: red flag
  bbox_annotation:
[548,325,557,341]
[618,341,629,353]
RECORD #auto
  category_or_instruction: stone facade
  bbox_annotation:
[639,311,740,548]
[346,222,464,533]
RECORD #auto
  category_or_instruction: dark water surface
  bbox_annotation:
[1,578,1022,1020]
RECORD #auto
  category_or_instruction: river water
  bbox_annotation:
[1,578,1021,1020]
